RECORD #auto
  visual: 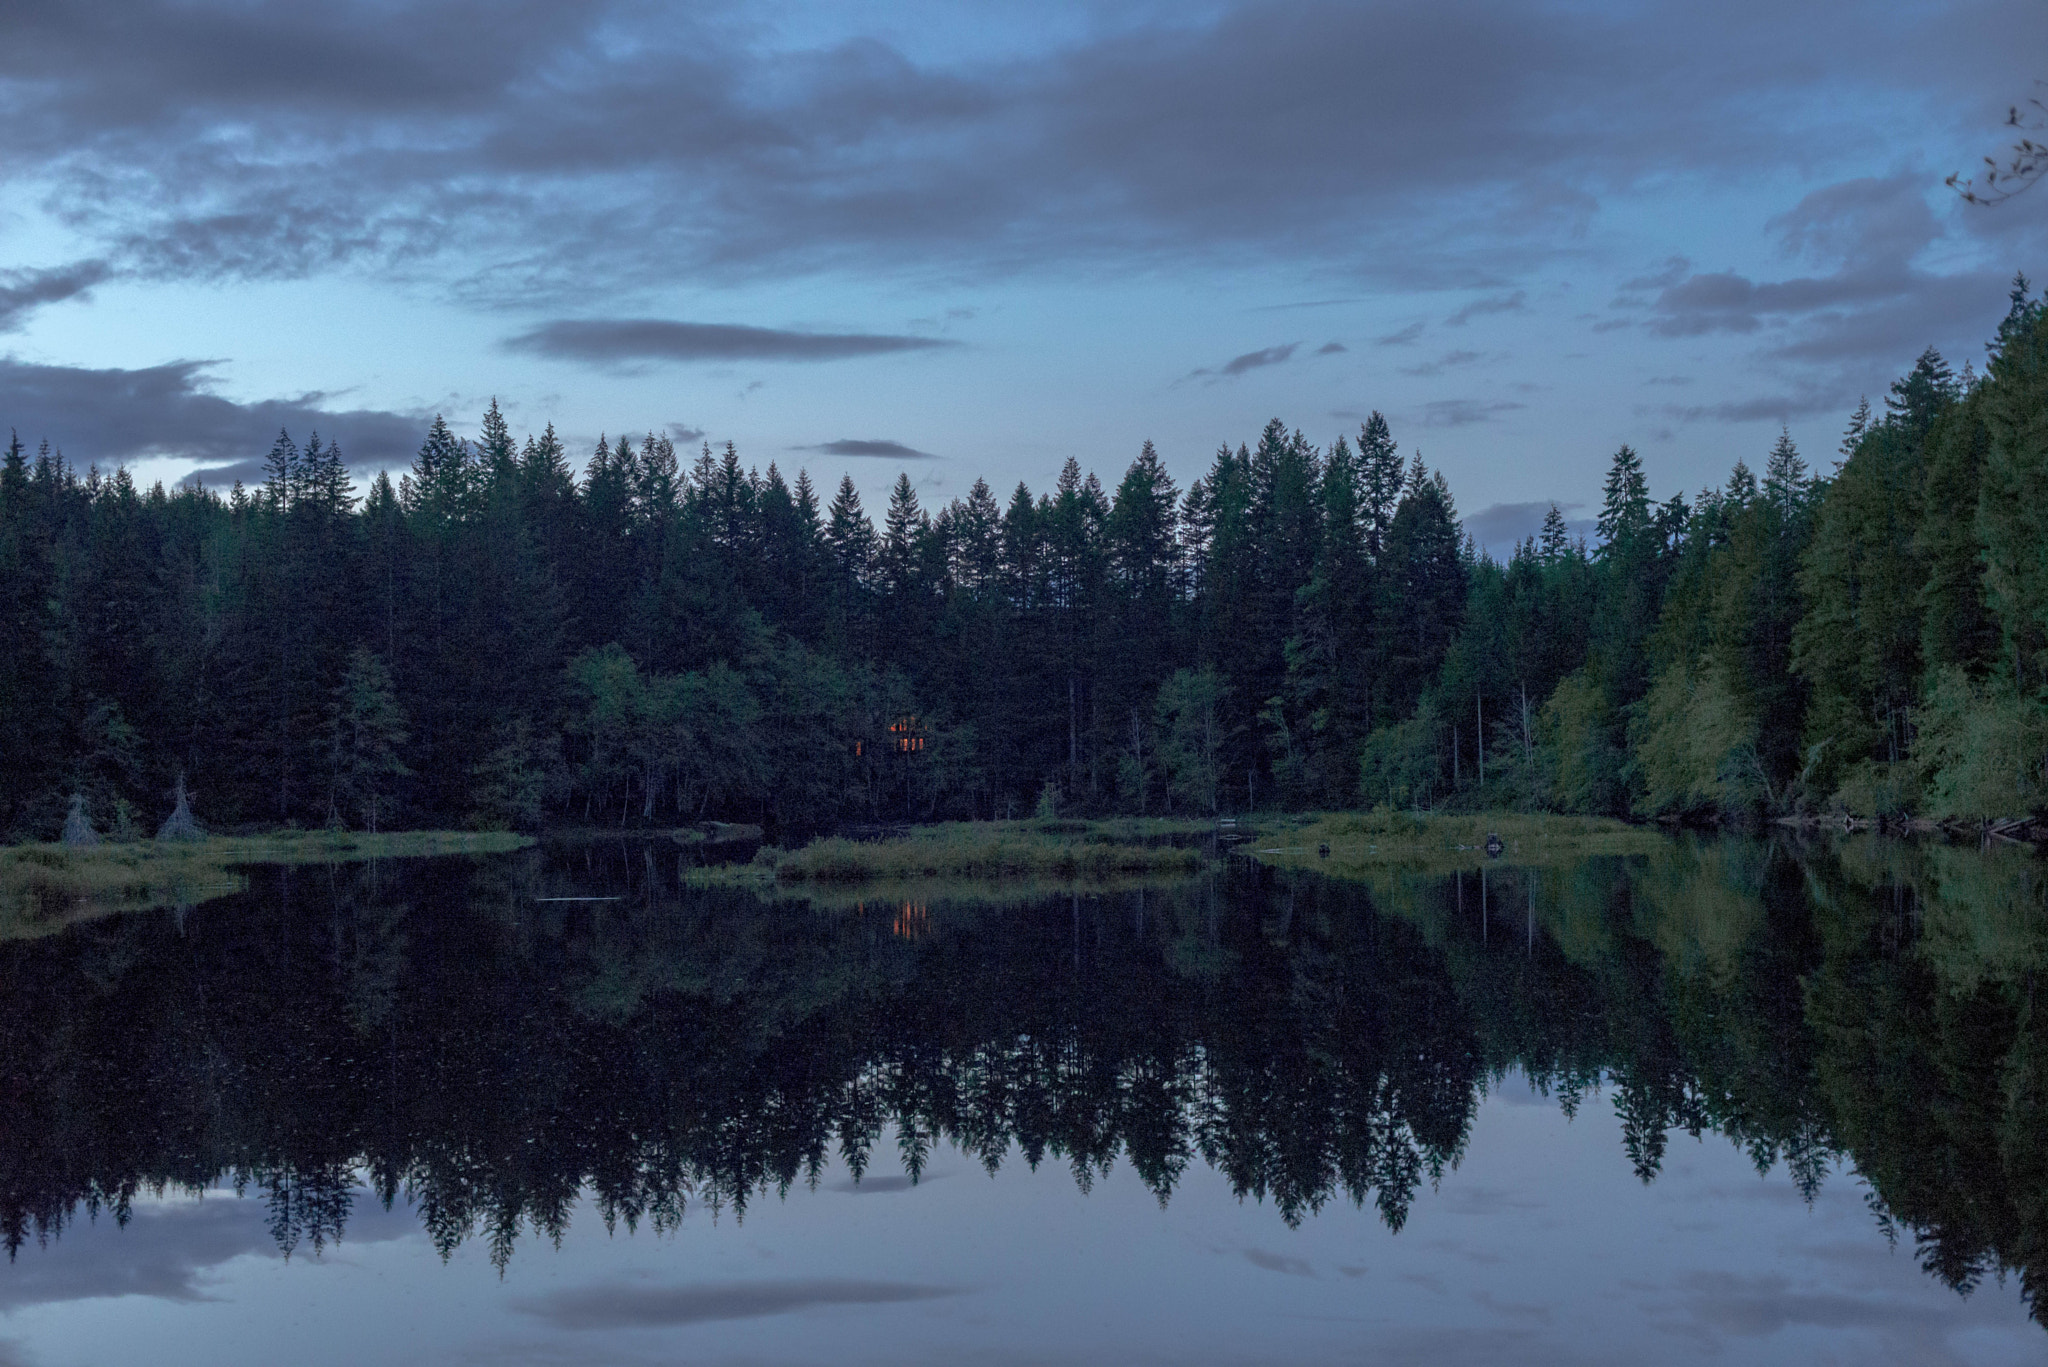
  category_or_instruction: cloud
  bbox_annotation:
[1627,175,2018,367]
[1220,342,1298,375]
[1401,349,1485,377]
[513,1279,958,1330]
[1445,292,1526,326]
[1187,342,1299,381]
[0,357,427,471]
[1315,341,1348,354]
[1418,398,1525,427]
[0,260,112,331]
[13,0,2036,295]
[666,423,706,444]
[1251,298,1362,312]
[1657,390,1847,424]
[1377,322,1426,346]
[1641,271,1879,338]
[1463,501,1593,555]
[1620,257,1693,293]
[503,320,958,366]
[792,438,938,460]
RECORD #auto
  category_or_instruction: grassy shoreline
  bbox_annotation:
[2,812,1682,936]
[1,830,533,939]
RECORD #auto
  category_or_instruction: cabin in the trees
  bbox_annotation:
[854,716,926,757]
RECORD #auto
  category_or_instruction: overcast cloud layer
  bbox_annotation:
[1,0,2043,515]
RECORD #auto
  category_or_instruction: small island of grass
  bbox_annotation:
[694,817,1211,891]
[1241,810,1671,878]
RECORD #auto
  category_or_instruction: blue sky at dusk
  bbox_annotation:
[2,0,2044,550]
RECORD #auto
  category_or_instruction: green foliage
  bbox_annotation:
[1154,667,1224,815]
[466,718,561,831]
[1632,660,1756,817]
[1913,667,2048,819]
[1537,671,1629,814]
[1358,715,1440,810]
[567,644,766,825]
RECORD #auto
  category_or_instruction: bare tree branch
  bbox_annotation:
[1950,83,2047,206]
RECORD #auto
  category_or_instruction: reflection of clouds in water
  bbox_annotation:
[513,1279,959,1330]
[1697,1176,1841,1206]
[1419,1239,1506,1268]
[1433,1185,1546,1217]
[1241,1249,1314,1277]
[1658,1268,2015,1362]
[1470,1288,1552,1325]
[0,1188,416,1312]
[1676,1271,1921,1334]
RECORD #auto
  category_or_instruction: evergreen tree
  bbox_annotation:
[1377,455,1466,721]
[1357,411,1403,563]
[477,399,517,483]
[1539,504,1571,562]
[328,646,410,831]
[825,476,877,658]
[1795,380,1944,807]
[1978,281,2048,694]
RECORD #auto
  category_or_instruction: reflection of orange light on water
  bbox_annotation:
[892,902,928,939]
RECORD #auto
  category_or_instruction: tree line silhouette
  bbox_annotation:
[0,837,2042,1324]
[0,281,2042,837]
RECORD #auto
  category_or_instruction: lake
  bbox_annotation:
[1,835,2043,1365]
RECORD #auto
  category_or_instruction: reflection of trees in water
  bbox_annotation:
[1799,841,2048,1317]
[0,839,2044,1326]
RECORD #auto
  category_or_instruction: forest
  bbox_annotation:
[0,281,2043,840]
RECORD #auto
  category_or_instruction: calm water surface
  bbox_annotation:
[2,837,2045,1365]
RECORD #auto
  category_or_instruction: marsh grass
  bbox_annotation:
[1243,809,1670,877]
[0,830,533,939]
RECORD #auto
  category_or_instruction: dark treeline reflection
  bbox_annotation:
[1,841,2045,1324]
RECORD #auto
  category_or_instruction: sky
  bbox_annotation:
[2,0,2045,552]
